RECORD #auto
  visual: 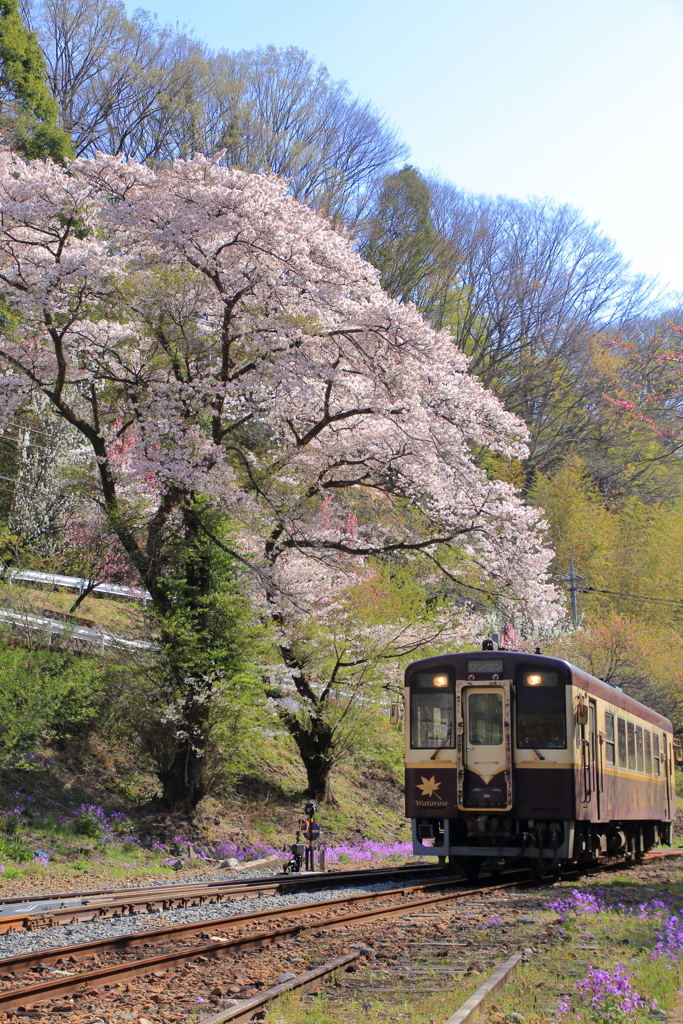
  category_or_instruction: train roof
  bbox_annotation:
[406,648,673,733]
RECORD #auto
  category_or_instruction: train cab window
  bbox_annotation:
[644,730,652,774]
[654,734,661,777]
[604,712,615,767]
[618,717,627,768]
[636,726,644,772]
[468,692,503,745]
[627,721,636,771]
[409,671,455,749]
[515,668,566,749]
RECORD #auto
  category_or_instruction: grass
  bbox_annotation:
[264,871,683,1024]
[269,972,479,1024]
[2,582,146,635]
[487,885,681,1024]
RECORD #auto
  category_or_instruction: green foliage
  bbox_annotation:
[71,812,102,838]
[530,451,683,627]
[138,502,263,806]
[360,166,467,332]
[362,166,435,303]
[0,835,31,859]
[546,611,683,732]
[530,446,683,733]
[0,0,73,161]
[0,643,111,769]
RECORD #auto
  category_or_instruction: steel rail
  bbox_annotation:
[0,876,485,974]
[1,847,679,933]
[1,850,679,1012]
[1,847,678,923]
[0,862,443,908]
[0,889,283,934]
[199,953,362,1024]
[0,880,521,1010]
[0,866,448,932]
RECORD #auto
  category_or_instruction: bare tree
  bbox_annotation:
[207,47,406,223]
[361,169,658,489]
[22,0,405,221]
[21,0,205,158]
[435,191,658,486]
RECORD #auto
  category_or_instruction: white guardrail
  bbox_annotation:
[0,607,155,653]
[1,568,151,605]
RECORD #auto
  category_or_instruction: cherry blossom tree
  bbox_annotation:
[60,516,139,612]
[0,151,561,807]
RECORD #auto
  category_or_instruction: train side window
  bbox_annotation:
[627,721,636,771]
[636,726,644,772]
[654,734,661,777]
[617,717,627,768]
[644,730,652,774]
[604,712,615,767]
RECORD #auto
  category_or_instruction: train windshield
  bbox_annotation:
[515,668,566,749]
[410,670,455,749]
[469,692,503,745]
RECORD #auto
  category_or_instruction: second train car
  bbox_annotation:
[401,641,675,873]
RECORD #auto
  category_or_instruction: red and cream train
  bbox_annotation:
[401,641,676,873]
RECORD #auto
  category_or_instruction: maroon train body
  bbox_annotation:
[403,645,675,872]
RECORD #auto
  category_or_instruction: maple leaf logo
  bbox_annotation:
[416,775,441,797]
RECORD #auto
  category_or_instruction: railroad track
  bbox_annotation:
[0,862,446,933]
[0,862,440,907]
[0,875,526,1013]
[0,849,680,1019]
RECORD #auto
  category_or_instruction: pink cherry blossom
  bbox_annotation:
[0,151,561,638]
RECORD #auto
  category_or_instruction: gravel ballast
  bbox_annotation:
[0,876,427,960]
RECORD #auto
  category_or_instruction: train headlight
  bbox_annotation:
[526,673,542,686]
[433,675,449,687]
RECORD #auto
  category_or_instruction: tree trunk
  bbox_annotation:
[302,753,334,803]
[158,741,206,814]
[279,712,336,802]
[150,505,219,814]
[68,580,98,614]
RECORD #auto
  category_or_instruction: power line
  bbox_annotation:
[579,585,683,606]
[553,562,683,613]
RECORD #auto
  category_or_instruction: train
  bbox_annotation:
[398,638,678,876]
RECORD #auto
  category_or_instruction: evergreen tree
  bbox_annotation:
[0,0,72,161]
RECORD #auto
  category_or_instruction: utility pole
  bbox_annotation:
[569,557,578,625]
[552,559,585,625]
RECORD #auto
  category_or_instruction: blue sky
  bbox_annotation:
[124,0,683,297]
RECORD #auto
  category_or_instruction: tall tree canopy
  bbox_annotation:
[361,168,658,493]
[0,0,71,160]
[0,152,560,802]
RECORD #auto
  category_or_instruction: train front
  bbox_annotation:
[405,645,574,872]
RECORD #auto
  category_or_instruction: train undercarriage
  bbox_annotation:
[412,814,673,873]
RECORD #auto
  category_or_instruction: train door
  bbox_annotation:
[582,699,600,816]
[456,681,513,811]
